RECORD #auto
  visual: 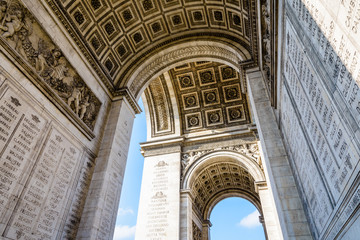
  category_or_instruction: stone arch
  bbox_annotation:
[137,59,253,139]
[181,150,269,240]
[183,150,266,190]
[123,39,252,99]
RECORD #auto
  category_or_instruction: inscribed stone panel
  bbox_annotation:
[284,21,359,202]
[0,84,48,226]
[3,128,82,239]
[281,84,332,233]
[286,0,360,127]
[282,2,360,235]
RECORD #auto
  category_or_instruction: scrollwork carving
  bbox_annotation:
[0,0,101,130]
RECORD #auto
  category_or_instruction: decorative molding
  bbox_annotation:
[181,142,263,179]
[129,45,241,96]
[192,221,202,240]
[144,74,174,137]
[260,0,277,105]
[114,87,141,114]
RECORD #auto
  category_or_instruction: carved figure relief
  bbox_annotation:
[261,0,273,98]
[0,0,101,130]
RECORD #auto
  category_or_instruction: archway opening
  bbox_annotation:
[119,59,268,240]
[210,197,266,240]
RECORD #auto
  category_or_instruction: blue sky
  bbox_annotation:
[210,197,266,240]
[114,98,265,240]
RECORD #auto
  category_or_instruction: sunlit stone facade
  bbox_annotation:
[0,0,359,239]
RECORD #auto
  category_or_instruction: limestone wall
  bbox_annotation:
[0,1,111,238]
[0,62,107,239]
[136,147,181,240]
[280,0,360,238]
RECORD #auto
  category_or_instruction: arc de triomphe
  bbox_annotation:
[0,0,359,239]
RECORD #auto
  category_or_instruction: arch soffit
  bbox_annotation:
[141,72,181,140]
[119,39,252,100]
[183,150,265,190]
[45,0,259,93]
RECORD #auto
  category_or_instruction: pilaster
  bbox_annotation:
[77,98,136,239]
[247,68,312,239]
[255,181,281,240]
[135,139,182,240]
[201,220,212,240]
[180,191,193,240]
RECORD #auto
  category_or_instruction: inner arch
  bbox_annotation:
[135,60,271,240]
[125,41,252,99]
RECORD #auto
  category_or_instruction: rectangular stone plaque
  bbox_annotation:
[286,0,360,125]
[0,85,48,225]
[3,128,81,239]
[282,5,360,234]
[136,153,180,240]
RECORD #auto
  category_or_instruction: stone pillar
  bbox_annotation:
[256,181,281,239]
[180,190,193,240]
[135,138,182,240]
[246,68,312,239]
[259,216,268,240]
[201,220,212,240]
[77,97,138,239]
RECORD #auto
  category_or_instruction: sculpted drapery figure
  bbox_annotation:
[0,0,100,130]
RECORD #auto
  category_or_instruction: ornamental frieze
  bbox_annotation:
[181,143,262,179]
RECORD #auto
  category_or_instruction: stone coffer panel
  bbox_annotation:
[280,0,360,239]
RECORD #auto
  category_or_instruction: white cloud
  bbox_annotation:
[238,210,261,228]
[113,225,136,240]
[117,208,134,216]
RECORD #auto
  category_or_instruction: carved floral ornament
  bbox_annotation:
[0,0,101,131]
[181,143,263,178]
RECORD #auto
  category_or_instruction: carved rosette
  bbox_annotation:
[0,0,101,131]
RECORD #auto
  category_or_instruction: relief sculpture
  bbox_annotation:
[0,0,100,130]
[261,0,273,96]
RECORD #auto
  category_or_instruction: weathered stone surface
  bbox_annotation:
[135,151,181,240]
[0,0,359,239]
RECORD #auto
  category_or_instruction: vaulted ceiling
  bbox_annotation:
[191,161,258,215]
[0,0,266,134]
[144,61,251,136]
[46,0,260,94]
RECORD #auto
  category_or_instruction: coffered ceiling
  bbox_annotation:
[46,0,259,93]
[144,61,251,136]
[191,162,257,215]
[170,61,250,133]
